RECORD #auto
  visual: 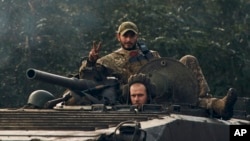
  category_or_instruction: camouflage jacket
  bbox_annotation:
[79,47,160,84]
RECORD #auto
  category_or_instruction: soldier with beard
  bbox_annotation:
[79,21,237,120]
[79,21,160,85]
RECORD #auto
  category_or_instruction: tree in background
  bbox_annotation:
[0,0,249,107]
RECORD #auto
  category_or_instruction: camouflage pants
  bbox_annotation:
[179,55,210,97]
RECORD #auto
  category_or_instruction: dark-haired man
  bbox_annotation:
[79,21,237,120]
[122,73,156,107]
[79,21,160,84]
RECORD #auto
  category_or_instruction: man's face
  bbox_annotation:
[130,83,147,106]
[117,31,138,50]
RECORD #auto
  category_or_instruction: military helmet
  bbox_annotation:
[122,73,156,104]
[27,90,55,108]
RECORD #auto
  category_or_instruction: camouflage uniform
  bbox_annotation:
[179,55,237,120]
[79,21,237,120]
[79,47,237,120]
[79,47,161,85]
[179,55,210,97]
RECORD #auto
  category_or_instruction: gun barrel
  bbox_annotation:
[26,68,96,90]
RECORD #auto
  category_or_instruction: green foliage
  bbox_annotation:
[0,0,249,107]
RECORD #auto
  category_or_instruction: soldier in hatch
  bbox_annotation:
[122,73,157,107]
[80,21,237,120]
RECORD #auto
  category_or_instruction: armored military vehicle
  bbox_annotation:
[0,58,249,141]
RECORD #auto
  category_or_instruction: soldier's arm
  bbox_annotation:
[88,41,102,63]
[79,41,102,72]
[151,50,161,58]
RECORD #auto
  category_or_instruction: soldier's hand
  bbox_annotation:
[88,41,102,62]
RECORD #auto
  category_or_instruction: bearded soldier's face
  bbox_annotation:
[117,31,138,50]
